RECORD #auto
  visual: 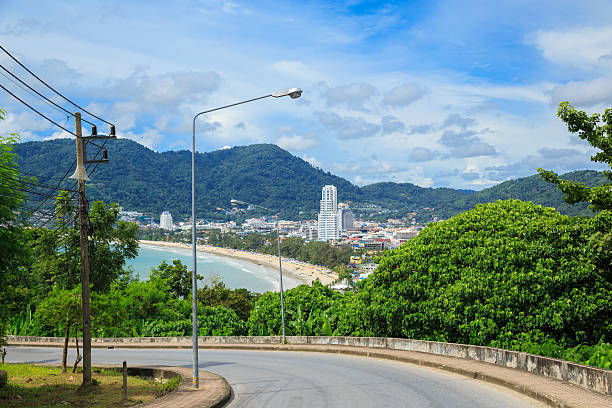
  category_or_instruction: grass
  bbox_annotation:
[0,363,181,408]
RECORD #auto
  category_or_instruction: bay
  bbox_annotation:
[125,244,302,293]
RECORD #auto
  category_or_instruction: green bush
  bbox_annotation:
[355,200,611,348]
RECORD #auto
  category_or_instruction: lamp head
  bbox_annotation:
[271,88,302,99]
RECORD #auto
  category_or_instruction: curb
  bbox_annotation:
[9,341,610,407]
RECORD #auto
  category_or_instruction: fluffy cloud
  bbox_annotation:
[383,83,426,106]
[442,113,477,129]
[381,115,405,134]
[316,111,380,139]
[409,147,437,162]
[439,130,497,158]
[276,134,318,151]
[323,82,377,110]
[484,146,600,181]
[548,77,612,107]
[530,26,612,70]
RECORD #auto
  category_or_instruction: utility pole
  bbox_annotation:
[73,112,92,385]
[70,112,115,387]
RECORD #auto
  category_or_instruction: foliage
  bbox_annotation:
[0,112,31,347]
[538,102,612,285]
[150,259,202,299]
[247,281,342,336]
[34,287,82,338]
[207,231,353,269]
[355,200,611,348]
[538,102,612,212]
[12,138,604,222]
[197,279,259,321]
[29,197,139,296]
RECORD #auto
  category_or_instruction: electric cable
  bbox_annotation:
[0,83,77,136]
[0,44,114,127]
[0,65,96,127]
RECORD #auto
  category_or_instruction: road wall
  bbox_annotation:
[8,334,610,395]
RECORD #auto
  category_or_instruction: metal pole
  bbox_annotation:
[74,112,92,386]
[277,222,286,343]
[191,117,199,389]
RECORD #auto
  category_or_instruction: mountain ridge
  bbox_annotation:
[13,138,605,221]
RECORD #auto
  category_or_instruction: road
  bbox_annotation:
[7,347,547,407]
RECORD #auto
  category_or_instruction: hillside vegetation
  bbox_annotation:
[13,138,604,220]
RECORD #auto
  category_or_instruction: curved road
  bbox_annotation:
[8,347,546,407]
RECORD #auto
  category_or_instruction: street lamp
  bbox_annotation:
[230,199,287,344]
[190,88,301,388]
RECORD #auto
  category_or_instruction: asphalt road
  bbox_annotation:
[7,347,547,408]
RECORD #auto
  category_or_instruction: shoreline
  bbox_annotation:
[138,240,338,286]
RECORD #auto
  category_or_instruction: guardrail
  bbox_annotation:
[8,335,611,395]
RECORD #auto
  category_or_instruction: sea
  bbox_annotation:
[125,243,302,293]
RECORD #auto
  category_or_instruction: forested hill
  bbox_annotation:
[13,138,605,220]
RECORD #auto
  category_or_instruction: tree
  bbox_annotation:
[538,102,612,212]
[355,200,610,349]
[538,102,612,282]
[31,198,139,294]
[0,110,30,347]
[34,287,81,372]
[150,259,202,299]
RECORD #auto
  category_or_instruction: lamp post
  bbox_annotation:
[191,88,301,388]
[230,199,287,343]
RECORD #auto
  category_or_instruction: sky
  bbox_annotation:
[0,0,611,190]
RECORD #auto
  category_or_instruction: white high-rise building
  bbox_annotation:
[159,211,174,230]
[317,185,339,241]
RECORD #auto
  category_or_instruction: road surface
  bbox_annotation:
[7,346,547,407]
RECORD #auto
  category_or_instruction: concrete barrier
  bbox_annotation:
[8,335,610,395]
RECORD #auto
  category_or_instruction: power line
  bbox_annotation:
[0,44,114,127]
[0,170,77,192]
[0,64,96,127]
[0,83,77,137]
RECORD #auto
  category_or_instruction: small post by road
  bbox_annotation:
[122,361,127,400]
[1,348,6,363]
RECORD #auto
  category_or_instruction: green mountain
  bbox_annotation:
[13,138,605,221]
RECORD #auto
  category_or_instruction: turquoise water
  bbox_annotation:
[125,244,301,293]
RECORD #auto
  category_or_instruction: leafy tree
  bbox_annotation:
[0,111,30,347]
[355,200,610,349]
[34,287,81,372]
[247,281,341,336]
[150,259,202,299]
[197,279,259,321]
[30,197,139,295]
[538,102,612,283]
[538,102,612,212]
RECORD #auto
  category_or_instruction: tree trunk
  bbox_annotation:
[72,327,82,373]
[62,321,71,373]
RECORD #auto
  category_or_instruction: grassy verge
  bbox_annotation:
[0,363,180,407]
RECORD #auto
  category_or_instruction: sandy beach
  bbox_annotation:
[139,240,338,286]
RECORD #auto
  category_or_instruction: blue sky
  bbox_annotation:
[0,0,610,190]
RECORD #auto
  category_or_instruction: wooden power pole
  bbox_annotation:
[71,112,115,387]
[73,112,93,385]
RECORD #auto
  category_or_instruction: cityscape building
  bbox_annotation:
[337,202,355,231]
[318,185,339,241]
[159,211,174,230]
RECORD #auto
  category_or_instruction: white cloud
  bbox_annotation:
[548,77,612,107]
[276,134,318,151]
[316,111,380,139]
[383,83,426,106]
[530,26,612,70]
[323,83,377,111]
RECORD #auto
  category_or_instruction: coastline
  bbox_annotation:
[138,240,338,286]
